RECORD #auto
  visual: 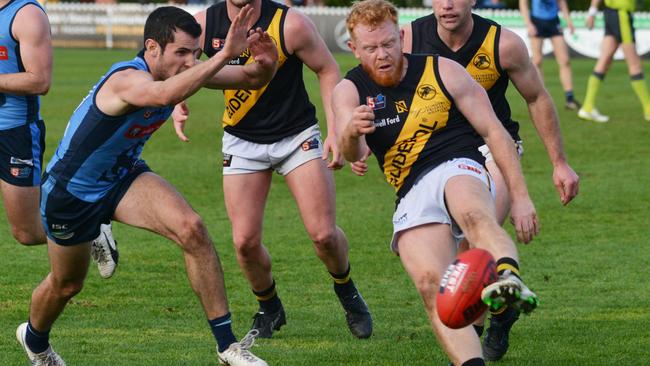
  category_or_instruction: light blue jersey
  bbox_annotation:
[0,0,44,130]
[46,52,173,202]
[531,0,559,20]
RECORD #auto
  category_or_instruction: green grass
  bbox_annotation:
[1,48,650,365]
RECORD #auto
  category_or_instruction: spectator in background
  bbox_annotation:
[475,0,505,9]
[519,0,581,110]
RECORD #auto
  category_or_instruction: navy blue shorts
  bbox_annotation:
[0,120,45,186]
[604,8,635,44]
[531,16,562,38]
[40,161,151,245]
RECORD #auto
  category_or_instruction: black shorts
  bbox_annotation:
[604,8,635,44]
[0,120,45,186]
[40,160,151,245]
[531,16,562,38]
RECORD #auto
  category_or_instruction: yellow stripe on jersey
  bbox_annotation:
[605,0,635,12]
[222,8,287,127]
[465,25,500,91]
[382,56,451,191]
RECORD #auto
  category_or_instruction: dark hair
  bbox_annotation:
[143,6,202,51]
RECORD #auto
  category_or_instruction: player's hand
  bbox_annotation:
[249,28,278,67]
[323,134,345,170]
[567,22,575,35]
[172,101,190,142]
[221,5,255,59]
[586,16,595,30]
[509,196,539,244]
[553,162,579,205]
[527,24,537,37]
[346,105,375,138]
[350,147,372,176]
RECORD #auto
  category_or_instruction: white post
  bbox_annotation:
[106,5,114,49]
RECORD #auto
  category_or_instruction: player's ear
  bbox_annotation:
[144,38,160,57]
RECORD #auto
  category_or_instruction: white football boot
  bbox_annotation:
[16,323,66,366]
[481,272,539,314]
[90,223,119,279]
[218,330,268,366]
[578,108,610,123]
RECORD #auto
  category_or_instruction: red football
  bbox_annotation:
[436,248,498,329]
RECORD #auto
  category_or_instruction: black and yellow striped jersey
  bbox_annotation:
[345,54,485,198]
[604,0,635,11]
[203,0,317,143]
[410,13,520,142]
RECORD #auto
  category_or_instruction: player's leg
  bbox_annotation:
[114,172,266,364]
[284,157,372,338]
[398,224,484,365]
[18,240,91,365]
[529,36,545,82]
[1,182,45,245]
[550,35,580,110]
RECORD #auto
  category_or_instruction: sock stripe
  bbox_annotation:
[255,288,277,301]
[497,263,520,277]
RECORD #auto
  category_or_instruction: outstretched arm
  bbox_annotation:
[438,57,538,243]
[333,79,373,163]
[287,10,344,169]
[0,5,51,95]
[500,29,579,205]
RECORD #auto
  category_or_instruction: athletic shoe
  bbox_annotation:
[565,100,581,111]
[482,306,520,361]
[91,223,119,279]
[16,322,66,366]
[481,273,539,314]
[217,330,268,366]
[250,305,286,338]
[578,108,609,123]
[336,286,373,339]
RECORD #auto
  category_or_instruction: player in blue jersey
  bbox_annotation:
[15,6,277,366]
[0,0,119,280]
[0,0,50,244]
[519,0,581,110]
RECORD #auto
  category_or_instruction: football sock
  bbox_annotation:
[583,72,605,112]
[473,324,484,337]
[254,280,282,314]
[630,73,650,114]
[25,321,50,354]
[565,90,575,103]
[209,313,237,352]
[330,265,356,298]
[492,258,521,316]
[461,358,486,366]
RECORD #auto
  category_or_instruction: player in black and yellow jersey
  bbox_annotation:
[190,0,372,340]
[335,1,539,365]
[579,0,650,122]
[366,0,579,360]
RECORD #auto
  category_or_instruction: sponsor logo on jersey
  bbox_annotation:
[50,224,75,240]
[124,119,166,139]
[10,157,34,166]
[223,154,232,167]
[225,89,252,118]
[10,166,31,178]
[472,53,491,70]
[212,38,224,50]
[366,94,386,110]
[0,46,8,60]
[301,138,319,151]
[416,85,436,100]
[394,100,408,114]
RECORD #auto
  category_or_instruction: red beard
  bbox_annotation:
[362,55,404,88]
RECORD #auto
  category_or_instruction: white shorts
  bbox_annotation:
[391,158,495,253]
[478,140,524,163]
[222,124,322,176]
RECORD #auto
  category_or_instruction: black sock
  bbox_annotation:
[496,257,520,279]
[461,358,485,366]
[253,280,282,313]
[330,265,356,298]
[25,321,50,354]
[473,324,484,337]
[209,313,237,352]
[566,90,575,102]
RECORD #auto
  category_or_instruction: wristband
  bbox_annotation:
[588,6,598,17]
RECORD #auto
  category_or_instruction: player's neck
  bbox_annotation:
[227,0,262,26]
[437,15,474,52]
[0,0,11,7]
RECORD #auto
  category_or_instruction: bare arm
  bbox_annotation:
[438,57,538,243]
[401,23,413,53]
[558,0,574,33]
[0,5,51,95]
[333,79,373,163]
[286,9,344,168]
[500,29,579,204]
[586,0,602,29]
[98,5,255,115]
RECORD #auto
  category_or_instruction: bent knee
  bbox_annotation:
[233,232,262,257]
[12,228,44,246]
[49,279,85,301]
[458,210,495,232]
[175,214,209,250]
[412,271,440,308]
[309,226,338,250]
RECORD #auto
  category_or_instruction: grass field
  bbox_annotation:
[1,48,650,365]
